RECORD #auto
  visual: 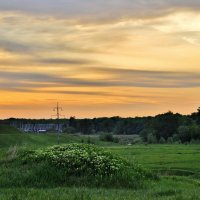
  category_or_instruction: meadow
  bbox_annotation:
[0,125,200,200]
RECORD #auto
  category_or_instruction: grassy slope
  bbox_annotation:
[0,125,22,134]
[0,133,85,148]
[0,127,200,200]
[0,125,110,159]
[0,125,98,149]
[0,125,86,160]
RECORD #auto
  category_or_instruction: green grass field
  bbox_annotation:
[0,125,200,200]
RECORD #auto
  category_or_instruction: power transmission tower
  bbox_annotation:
[52,102,64,144]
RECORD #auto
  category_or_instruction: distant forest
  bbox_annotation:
[1,107,200,144]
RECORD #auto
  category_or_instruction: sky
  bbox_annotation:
[0,0,200,119]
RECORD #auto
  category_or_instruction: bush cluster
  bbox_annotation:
[15,144,157,188]
[20,144,128,177]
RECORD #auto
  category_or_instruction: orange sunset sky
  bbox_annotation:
[0,0,200,119]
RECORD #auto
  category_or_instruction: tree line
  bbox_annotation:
[2,107,200,144]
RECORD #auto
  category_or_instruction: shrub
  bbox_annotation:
[167,137,173,144]
[178,125,191,143]
[159,137,166,144]
[147,133,157,144]
[99,132,114,142]
[64,126,76,134]
[172,134,180,142]
[190,139,200,144]
[132,137,143,144]
[18,144,155,188]
[113,137,120,143]
[86,137,93,144]
[20,144,128,176]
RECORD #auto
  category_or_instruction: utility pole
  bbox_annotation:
[52,102,64,144]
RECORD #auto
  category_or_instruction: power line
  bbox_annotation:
[52,102,64,144]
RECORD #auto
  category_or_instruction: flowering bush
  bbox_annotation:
[20,144,128,176]
[18,144,157,188]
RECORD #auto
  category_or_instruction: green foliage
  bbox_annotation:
[190,123,200,140]
[63,126,76,134]
[99,132,114,142]
[147,133,157,144]
[172,134,180,143]
[159,137,166,144]
[167,137,173,144]
[140,128,155,142]
[151,111,181,140]
[113,137,120,143]
[19,144,128,176]
[190,139,200,144]
[17,144,153,188]
[178,125,192,143]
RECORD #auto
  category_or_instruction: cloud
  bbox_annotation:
[0,71,112,88]
[0,0,200,23]
[87,67,200,88]
[0,68,200,97]
[0,39,32,53]
[39,58,94,65]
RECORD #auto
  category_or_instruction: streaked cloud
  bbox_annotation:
[1,69,200,94]
[39,58,95,65]
[0,1,200,118]
[0,0,200,23]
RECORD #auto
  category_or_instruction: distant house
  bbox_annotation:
[37,129,47,134]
